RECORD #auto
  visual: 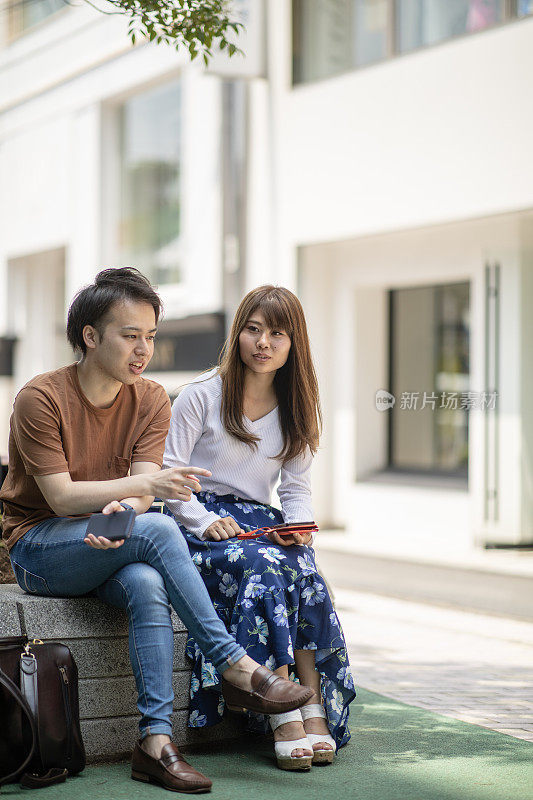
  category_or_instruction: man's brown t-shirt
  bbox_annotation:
[0,364,171,551]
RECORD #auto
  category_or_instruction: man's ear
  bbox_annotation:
[82,325,99,351]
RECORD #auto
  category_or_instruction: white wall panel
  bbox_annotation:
[276,18,533,246]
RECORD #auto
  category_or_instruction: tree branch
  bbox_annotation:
[84,0,245,59]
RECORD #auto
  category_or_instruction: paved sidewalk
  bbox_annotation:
[315,548,533,620]
[317,528,533,577]
[335,587,533,742]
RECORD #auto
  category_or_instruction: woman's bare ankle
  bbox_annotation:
[273,719,306,741]
[301,704,330,737]
[302,691,321,705]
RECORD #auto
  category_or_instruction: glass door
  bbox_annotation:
[389,282,470,477]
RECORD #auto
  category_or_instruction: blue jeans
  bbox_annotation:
[9,512,247,739]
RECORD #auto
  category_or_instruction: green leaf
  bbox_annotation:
[91,1,244,63]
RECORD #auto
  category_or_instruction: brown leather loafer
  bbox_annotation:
[221,665,314,715]
[131,741,212,793]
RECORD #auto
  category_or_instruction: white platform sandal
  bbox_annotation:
[300,704,336,764]
[269,709,313,771]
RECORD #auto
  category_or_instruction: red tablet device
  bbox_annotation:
[237,521,318,540]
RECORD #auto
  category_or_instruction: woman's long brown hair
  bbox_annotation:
[218,285,322,462]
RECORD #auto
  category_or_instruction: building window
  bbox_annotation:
[517,0,533,16]
[389,282,470,477]
[354,0,391,66]
[7,0,64,41]
[119,80,181,286]
[397,0,502,53]
[293,1,527,84]
[293,0,354,84]
[293,0,391,82]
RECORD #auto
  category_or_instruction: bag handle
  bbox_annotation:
[0,664,37,786]
[0,662,68,789]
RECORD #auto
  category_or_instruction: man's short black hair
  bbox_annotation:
[67,267,163,355]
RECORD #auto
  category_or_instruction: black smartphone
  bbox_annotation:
[85,507,136,542]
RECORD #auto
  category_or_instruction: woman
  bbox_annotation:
[162,286,355,770]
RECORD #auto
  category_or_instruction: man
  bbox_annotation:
[0,268,312,793]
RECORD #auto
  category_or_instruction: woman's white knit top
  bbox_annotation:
[162,369,314,539]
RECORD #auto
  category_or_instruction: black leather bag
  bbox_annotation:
[0,635,85,788]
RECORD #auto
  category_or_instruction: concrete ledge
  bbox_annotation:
[1,584,187,638]
[0,584,243,760]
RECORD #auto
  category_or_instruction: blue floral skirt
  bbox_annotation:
[166,492,356,748]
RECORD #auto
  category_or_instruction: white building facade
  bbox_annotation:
[1,1,532,557]
[252,1,533,557]
[0,0,263,430]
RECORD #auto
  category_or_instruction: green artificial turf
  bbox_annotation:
[2,688,532,800]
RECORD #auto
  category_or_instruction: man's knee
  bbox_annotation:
[114,561,165,591]
[107,563,170,609]
[133,511,186,547]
